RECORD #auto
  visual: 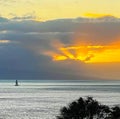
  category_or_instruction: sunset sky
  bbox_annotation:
[0,0,120,80]
[0,0,120,20]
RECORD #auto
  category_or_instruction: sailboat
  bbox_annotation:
[15,80,19,86]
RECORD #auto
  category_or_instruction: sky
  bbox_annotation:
[0,0,120,21]
[0,0,120,80]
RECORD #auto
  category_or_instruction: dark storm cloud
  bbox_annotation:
[1,16,120,43]
[0,16,120,79]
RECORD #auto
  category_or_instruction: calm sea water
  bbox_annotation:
[0,80,119,119]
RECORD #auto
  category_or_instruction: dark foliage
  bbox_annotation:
[56,97,120,119]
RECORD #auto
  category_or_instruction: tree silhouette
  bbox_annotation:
[97,105,111,119]
[56,97,120,119]
[111,106,120,119]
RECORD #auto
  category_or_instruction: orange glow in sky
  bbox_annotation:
[45,41,120,63]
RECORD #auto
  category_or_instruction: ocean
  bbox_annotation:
[0,80,119,119]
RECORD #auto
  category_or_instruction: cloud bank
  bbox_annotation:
[0,16,120,80]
